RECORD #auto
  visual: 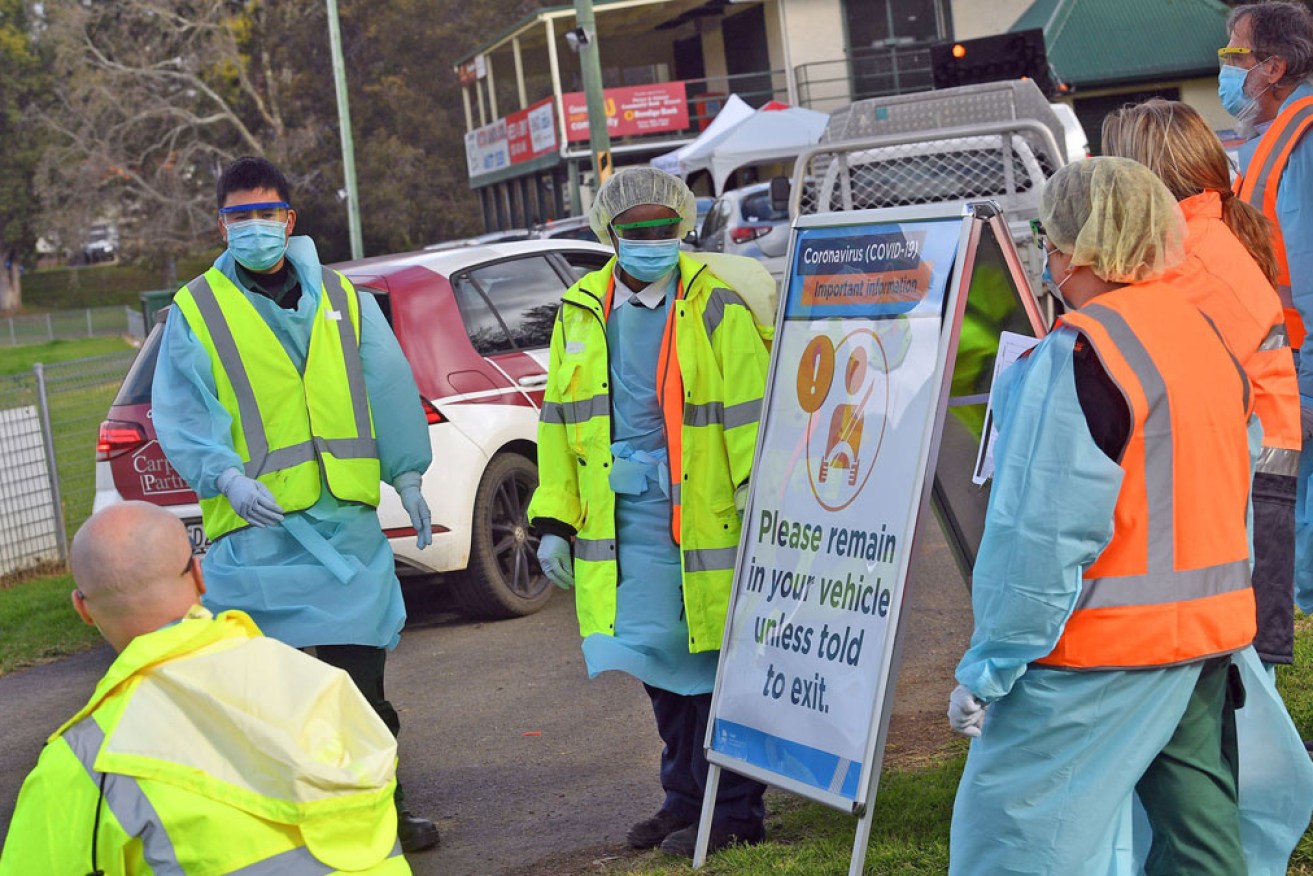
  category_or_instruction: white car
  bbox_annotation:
[94,240,613,618]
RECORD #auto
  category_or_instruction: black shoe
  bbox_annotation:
[397,811,441,853]
[627,811,696,849]
[659,821,765,859]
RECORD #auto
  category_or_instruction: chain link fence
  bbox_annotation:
[0,306,146,347]
[0,351,137,580]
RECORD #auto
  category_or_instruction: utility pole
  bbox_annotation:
[573,0,613,187]
[326,0,364,259]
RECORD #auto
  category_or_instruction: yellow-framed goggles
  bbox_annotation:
[1218,46,1262,68]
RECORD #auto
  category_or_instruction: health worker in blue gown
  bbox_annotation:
[947,158,1260,875]
[530,167,770,859]
[151,156,438,853]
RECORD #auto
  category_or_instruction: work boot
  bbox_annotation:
[626,811,696,849]
[659,821,765,859]
[397,809,440,853]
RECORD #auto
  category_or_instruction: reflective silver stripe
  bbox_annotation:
[64,719,183,875]
[247,440,316,477]
[1276,283,1296,311]
[1243,101,1313,215]
[672,482,681,505]
[314,435,379,460]
[1081,304,1174,574]
[701,287,747,338]
[227,844,334,876]
[682,395,761,428]
[322,269,374,444]
[541,394,609,425]
[575,537,616,561]
[684,546,738,573]
[724,399,762,430]
[1074,559,1251,610]
[1259,323,1290,352]
[684,400,723,427]
[1257,445,1301,477]
[187,276,270,476]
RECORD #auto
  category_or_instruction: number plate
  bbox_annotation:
[185,519,211,555]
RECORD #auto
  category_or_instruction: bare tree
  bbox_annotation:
[36,0,324,287]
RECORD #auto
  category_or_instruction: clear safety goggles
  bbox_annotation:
[1029,219,1056,256]
[218,201,290,226]
[611,215,682,241]
[1218,46,1266,69]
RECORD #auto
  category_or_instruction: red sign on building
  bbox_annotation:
[562,82,690,142]
[506,97,558,163]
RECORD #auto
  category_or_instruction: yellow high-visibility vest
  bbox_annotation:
[172,267,380,539]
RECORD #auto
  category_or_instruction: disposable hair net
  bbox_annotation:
[588,166,697,244]
[1040,157,1185,283]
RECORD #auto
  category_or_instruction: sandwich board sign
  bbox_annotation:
[694,202,1047,873]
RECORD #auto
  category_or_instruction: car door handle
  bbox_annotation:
[518,374,549,389]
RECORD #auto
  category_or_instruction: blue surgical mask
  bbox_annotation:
[1043,251,1074,308]
[1218,64,1253,118]
[226,219,289,272]
[616,237,681,283]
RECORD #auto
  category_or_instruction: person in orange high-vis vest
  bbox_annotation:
[948,159,1258,875]
[1104,98,1300,665]
[1223,2,1313,619]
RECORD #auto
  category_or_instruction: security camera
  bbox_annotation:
[564,27,590,53]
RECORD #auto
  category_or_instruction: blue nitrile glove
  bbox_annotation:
[393,472,431,550]
[537,534,574,590]
[216,467,284,527]
[947,684,987,738]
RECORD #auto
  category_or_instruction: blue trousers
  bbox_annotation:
[645,684,766,827]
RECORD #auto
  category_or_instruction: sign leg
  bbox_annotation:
[849,802,875,876]
[692,763,722,868]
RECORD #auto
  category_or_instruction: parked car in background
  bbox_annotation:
[424,228,532,252]
[1049,102,1091,161]
[93,240,613,619]
[82,223,119,263]
[532,215,597,242]
[693,182,791,280]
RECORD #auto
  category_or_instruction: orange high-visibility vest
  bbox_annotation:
[1236,95,1313,350]
[1165,191,1301,458]
[1038,282,1256,669]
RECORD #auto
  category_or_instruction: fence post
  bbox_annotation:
[45,312,52,342]
[33,363,69,563]
[6,316,12,346]
[86,307,93,337]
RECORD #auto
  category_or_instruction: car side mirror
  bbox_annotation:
[769,176,791,216]
[684,229,699,246]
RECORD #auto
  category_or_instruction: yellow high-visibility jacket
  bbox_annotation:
[528,254,769,652]
[0,608,409,875]
[173,267,381,540]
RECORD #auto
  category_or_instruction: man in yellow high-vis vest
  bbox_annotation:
[529,167,770,858]
[151,156,438,852]
[0,502,409,875]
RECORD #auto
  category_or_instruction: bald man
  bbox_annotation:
[0,502,412,875]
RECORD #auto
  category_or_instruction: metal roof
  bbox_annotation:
[1011,0,1230,88]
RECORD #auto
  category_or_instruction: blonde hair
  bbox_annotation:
[1102,99,1278,285]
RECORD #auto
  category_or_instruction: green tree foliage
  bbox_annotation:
[0,0,49,312]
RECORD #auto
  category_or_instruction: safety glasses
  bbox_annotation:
[1029,218,1055,256]
[612,215,682,241]
[1218,46,1266,68]
[219,201,290,226]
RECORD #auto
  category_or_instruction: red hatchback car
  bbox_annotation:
[94,239,613,618]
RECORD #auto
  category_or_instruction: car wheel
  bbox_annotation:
[451,452,553,619]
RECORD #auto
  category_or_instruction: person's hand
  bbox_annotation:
[537,534,574,590]
[947,684,987,738]
[217,469,283,527]
[397,484,431,550]
[1302,404,1313,442]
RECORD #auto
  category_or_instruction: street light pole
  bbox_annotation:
[573,0,613,188]
[326,0,364,260]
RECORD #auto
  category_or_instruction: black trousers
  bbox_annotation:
[644,684,766,827]
[1252,471,1296,664]
[314,644,408,806]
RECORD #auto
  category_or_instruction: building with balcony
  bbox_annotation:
[458,0,1233,233]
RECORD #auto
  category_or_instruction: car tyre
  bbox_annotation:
[452,452,553,619]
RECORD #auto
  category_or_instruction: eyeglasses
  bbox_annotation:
[1218,46,1266,68]
[1029,219,1055,255]
[218,201,290,226]
[612,215,682,241]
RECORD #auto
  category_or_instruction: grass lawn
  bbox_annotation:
[0,572,102,675]
[20,255,214,312]
[0,337,135,376]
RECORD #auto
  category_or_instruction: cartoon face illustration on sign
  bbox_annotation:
[799,327,890,511]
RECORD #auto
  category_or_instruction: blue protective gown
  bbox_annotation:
[950,327,1266,875]
[578,269,720,695]
[1239,82,1313,612]
[151,237,432,650]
